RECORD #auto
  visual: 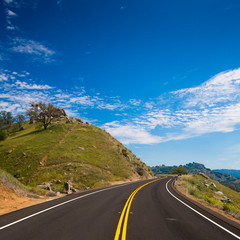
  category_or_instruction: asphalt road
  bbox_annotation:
[0,176,240,240]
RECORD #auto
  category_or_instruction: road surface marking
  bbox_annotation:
[0,181,143,231]
[114,177,167,240]
[166,179,240,240]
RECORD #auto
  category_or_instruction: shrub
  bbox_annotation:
[136,166,144,176]
[0,130,7,141]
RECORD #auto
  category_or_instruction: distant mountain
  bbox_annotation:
[151,162,240,192]
[214,169,240,178]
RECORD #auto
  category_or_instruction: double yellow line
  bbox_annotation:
[114,177,167,240]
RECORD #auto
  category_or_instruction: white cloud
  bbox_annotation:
[5,8,18,31]
[4,0,14,4]
[103,122,162,144]
[0,69,130,116]
[69,96,96,107]
[15,80,53,90]
[171,68,240,108]
[129,99,142,106]
[0,73,9,81]
[7,9,17,16]
[102,68,240,144]
[11,38,56,63]
[2,67,240,146]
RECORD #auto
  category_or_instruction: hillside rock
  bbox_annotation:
[76,118,83,123]
[38,183,52,191]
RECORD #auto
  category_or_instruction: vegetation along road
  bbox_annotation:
[0,176,240,240]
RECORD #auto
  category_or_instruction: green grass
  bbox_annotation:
[182,175,240,219]
[0,119,152,192]
[0,121,71,184]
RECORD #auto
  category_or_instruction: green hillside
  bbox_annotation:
[180,175,240,220]
[152,162,240,192]
[0,119,152,193]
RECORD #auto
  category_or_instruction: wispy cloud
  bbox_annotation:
[4,0,15,4]
[0,73,10,81]
[14,80,53,90]
[129,99,142,106]
[2,67,240,145]
[103,68,240,145]
[0,69,130,116]
[11,38,56,63]
[5,8,18,30]
[103,121,161,144]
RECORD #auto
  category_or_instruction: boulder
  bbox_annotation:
[221,196,231,203]
[122,149,128,156]
[210,182,217,188]
[199,172,209,179]
[126,154,132,161]
[65,180,78,194]
[65,180,72,195]
[215,191,224,196]
[66,119,73,124]
[38,183,52,191]
[78,147,85,150]
[61,108,67,116]
[76,118,83,123]
[7,150,12,154]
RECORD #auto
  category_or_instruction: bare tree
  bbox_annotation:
[26,102,59,130]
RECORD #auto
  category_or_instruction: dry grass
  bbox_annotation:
[176,175,240,224]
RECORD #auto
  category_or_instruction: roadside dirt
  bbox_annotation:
[176,176,240,225]
[0,183,47,216]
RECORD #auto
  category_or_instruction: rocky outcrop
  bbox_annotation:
[199,172,209,179]
[65,180,78,194]
[76,118,83,123]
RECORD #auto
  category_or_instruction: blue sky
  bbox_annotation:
[1,0,240,169]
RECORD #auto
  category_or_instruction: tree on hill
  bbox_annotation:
[172,166,188,175]
[16,114,25,128]
[0,111,14,136]
[26,102,60,130]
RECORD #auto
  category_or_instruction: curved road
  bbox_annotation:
[0,176,240,239]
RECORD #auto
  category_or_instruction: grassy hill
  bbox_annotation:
[179,175,240,220]
[152,162,240,192]
[0,119,152,193]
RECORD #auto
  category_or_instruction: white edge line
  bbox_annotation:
[166,179,240,240]
[0,181,136,230]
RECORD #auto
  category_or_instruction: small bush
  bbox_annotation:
[204,196,220,205]
[223,204,230,212]
[136,166,144,176]
[0,130,7,141]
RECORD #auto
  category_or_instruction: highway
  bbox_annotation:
[0,176,240,239]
